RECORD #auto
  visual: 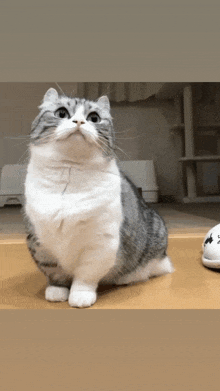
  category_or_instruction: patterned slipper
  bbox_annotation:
[202,224,220,268]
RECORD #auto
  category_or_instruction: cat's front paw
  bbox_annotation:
[45,286,69,302]
[68,290,97,308]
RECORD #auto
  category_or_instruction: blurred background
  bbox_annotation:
[1,82,220,203]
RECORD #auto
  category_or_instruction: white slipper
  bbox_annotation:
[202,224,220,268]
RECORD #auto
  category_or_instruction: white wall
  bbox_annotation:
[0,83,183,200]
[111,101,183,199]
[0,82,77,168]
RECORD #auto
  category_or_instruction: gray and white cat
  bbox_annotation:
[24,88,174,308]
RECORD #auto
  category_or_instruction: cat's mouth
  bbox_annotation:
[55,125,99,148]
[56,128,86,142]
[69,129,85,138]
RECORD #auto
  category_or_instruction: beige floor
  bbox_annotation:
[1,203,220,309]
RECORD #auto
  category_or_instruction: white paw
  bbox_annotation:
[45,286,69,302]
[68,290,97,308]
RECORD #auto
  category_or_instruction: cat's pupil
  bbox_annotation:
[55,107,70,119]
[87,112,100,123]
[59,110,66,118]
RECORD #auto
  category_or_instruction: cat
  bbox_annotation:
[24,88,174,308]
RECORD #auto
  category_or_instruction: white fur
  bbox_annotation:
[25,132,123,307]
[45,286,69,302]
[69,281,97,308]
[25,102,173,308]
[116,256,174,285]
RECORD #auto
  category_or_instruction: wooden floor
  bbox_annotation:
[1,203,220,309]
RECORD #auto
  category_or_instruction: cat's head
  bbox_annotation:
[30,88,115,157]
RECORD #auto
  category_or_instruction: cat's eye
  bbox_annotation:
[55,107,70,119]
[87,112,101,123]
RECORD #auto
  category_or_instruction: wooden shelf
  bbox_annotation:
[171,123,220,131]
[199,124,220,129]
[179,156,220,162]
[158,83,220,203]
[183,196,220,203]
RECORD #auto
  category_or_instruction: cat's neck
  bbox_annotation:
[28,142,116,178]
[27,142,120,196]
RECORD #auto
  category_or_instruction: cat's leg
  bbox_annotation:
[69,279,98,308]
[116,255,174,285]
[68,240,119,308]
[45,285,70,302]
[45,267,72,302]
[26,232,72,302]
[36,259,72,302]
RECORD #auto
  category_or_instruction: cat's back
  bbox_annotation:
[119,169,168,257]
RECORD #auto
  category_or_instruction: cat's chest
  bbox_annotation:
[25,163,123,261]
[27,189,113,234]
[25,166,121,220]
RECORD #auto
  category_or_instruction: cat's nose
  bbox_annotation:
[72,119,85,125]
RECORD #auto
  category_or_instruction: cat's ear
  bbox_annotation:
[97,96,110,111]
[43,88,59,103]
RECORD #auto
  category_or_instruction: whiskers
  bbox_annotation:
[31,131,56,145]
[3,136,29,165]
[114,127,143,141]
[54,82,75,98]
[97,134,132,161]
[116,135,143,140]
[16,149,30,165]
[54,82,66,96]
[4,135,30,147]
